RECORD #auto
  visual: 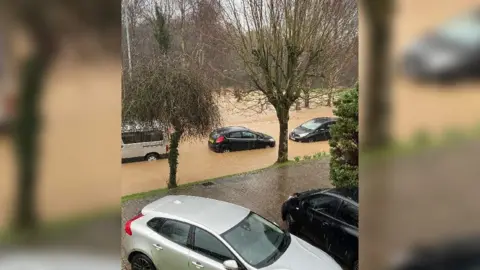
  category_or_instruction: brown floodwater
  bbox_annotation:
[121,106,334,196]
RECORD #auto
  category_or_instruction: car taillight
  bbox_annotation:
[124,213,144,236]
[166,144,169,152]
[216,136,225,143]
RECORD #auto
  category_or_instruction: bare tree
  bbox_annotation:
[220,0,348,163]
[123,8,221,188]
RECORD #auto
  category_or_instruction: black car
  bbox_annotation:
[281,187,358,270]
[208,126,275,153]
[401,8,480,83]
[289,117,337,142]
[392,235,480,270]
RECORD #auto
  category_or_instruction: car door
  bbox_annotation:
[121,132,144,159]
[226,132,243,151]
[302,194,342,251]
[146,218,193,270]
[324,121,336,140]
[188,227,243,270]
[241,131,257,150]
[330,200,359,264]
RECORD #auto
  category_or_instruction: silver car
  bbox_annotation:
[124,195,342,270]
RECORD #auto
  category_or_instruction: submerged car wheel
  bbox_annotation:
[145,153,159,162]
[131,253,156,270]
[222,147,231,153]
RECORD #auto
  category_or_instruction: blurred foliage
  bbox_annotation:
[329,83,359,188]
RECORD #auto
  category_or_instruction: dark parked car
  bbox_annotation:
[391,235,480,270]
[281,188,358,270]
[208,126,275,153]
[401,8,480,83]
[289,117,337,142]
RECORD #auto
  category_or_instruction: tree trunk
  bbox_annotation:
[295,101,301,111]
[303,90,310,108]
[167,130,183,189]
[362,3,393,151]
[276,104,290,163]
[327,91,333,107]
[13,49,53,231]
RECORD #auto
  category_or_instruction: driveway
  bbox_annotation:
[121,159,332,270]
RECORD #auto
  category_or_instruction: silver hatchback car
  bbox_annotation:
[124,195,342,270]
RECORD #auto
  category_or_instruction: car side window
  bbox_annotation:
[228,132,242,138]
[193,227,235,263]
[158,219,191,247]
[308,194,341,217]
[336,201,358,227]
[242,132,256,139]
[147,218,166,232]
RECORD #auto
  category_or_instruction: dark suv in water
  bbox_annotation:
[208,126,275,153]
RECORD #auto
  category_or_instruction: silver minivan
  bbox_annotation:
[121,129,169,162]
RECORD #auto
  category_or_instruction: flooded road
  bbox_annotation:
[122,159,332,270]
[121,106,334,195]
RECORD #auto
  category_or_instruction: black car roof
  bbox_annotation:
[325,187,358,203]
[215,126,248,134]
[311,117,337,123]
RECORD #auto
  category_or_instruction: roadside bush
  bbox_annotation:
[303,155,312,160]
[329,83,358,188]
[294,156,301,162]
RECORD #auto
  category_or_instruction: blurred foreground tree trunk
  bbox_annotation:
[361,0,394,151]
[8,3,58,232]
[360,1,395,270]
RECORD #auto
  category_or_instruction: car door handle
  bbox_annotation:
[191,261,204,268]
[152,244,163,250]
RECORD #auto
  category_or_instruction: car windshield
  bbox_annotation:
[300,120,322,131]
[437,12,480,47]
[221,212,290,268]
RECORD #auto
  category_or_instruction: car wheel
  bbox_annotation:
[145,153,159,162]
[222,147,231,153]
[131,253,156,270]
[308,138,314,143]
[286,214,299,234]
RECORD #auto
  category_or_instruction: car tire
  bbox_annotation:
[131,253,156,270]
[308,138,314,143]
[221,147,231,153]
[352,259,359,270]
[145,153,159,162]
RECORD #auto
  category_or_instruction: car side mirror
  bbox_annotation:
[223,260,239,270]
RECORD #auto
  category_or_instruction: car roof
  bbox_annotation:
[311,117,338,123]
[215,126,249,134]
[324,188,358,204]
[141,195,251,234]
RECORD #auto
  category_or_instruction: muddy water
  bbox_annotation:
[391,0,480,140]
[121,106,334,196]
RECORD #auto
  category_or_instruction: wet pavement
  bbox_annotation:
[121,159,332,270]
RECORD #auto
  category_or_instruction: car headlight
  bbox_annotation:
[298,133,308,138]
[268,138,275,142]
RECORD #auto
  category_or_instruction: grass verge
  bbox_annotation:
[121,155,330,203]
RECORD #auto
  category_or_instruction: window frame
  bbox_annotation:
[241,131,256,139]
[306,194,342,218]
[227,132,242,138]
[149,218,194,248]
[191,226,238,264]
[334,200,359,228]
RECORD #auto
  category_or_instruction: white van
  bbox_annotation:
[121,129,169,162]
